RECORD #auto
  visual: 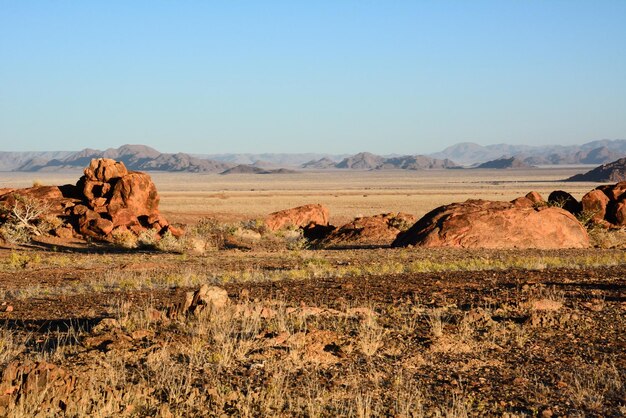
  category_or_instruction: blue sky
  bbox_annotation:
[1,1,625,154]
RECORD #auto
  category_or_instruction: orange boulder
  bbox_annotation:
[321,212,416,247]
[265,204,330,231]
[392,199,589,249]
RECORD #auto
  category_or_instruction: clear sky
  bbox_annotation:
[1,1,625,154]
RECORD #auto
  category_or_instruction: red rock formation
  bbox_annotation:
[265,204,330,231]
[74,159,171,239]
[392,199,589,249]
[581,181,626,227]
[0,158,174,241]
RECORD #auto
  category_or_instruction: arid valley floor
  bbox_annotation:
[0,168,624,417]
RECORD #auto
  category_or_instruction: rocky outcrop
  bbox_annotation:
[72,159,171,239]
[0,158,175,241]
[392,199,589,249]
[321,213,416,247]
[265,204,330,231]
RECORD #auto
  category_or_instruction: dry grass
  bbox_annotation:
[0,277,623,416]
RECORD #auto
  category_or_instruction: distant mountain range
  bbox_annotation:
[302,152,458,170]
[196,153,348,167]
[4,145,233,173]
[430,139,626,166]
[0,151,73,171]
[1,139,625,173]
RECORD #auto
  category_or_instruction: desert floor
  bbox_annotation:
[0,168,624,417]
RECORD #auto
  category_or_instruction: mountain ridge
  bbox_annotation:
[2,139,625,172]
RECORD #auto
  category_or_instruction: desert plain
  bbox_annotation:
[0,167,624,417]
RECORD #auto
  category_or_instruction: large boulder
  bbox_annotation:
[548,190,581,215]
[321,212,416,247]
[581,189,610,223]
[392,199,589,249]
[265,204,329,231]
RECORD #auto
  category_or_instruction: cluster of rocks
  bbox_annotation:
[72,159,173,239]
[0,158,176,242]
[0,359,75,416]
[581,182,626,227]
[263,204,416,247]
[320,212,416,247]
[265,191,593,250]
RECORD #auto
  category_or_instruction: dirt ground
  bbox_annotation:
[0,244,624,417]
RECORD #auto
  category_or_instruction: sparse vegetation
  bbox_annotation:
[0,170,625,416]
[0,194,51,243]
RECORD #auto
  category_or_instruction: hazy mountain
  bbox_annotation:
[377,155,458,170]
[199,153,348,167]
[0,151,73,171]
[301,157,337,169]
[309,152,458,170]
[220,164,298,175]
[4,139,626,173]
[336,152,386,169]
[430,140,626,165]
[476,157,532,169]
[14,145,233,173]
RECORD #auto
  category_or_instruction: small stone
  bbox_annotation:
[92,318,120,333]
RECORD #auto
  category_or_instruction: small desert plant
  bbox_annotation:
[284,229,309,250]
[155,230,185,253]
[188,217,229,251]
[358,309,385,357]
[0,222,32,244]
[588,227,626,249]
[241,218,268,235]
[7,251,41,269]
[388,216,413,232]
[137,228,159,248]
[111,229,138,249]
[569,362,623,411]
[427,308,447,338]
[0,194,51,243]
[577,209,600,228]
[546,196,568,209]
[0,329,23,366]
